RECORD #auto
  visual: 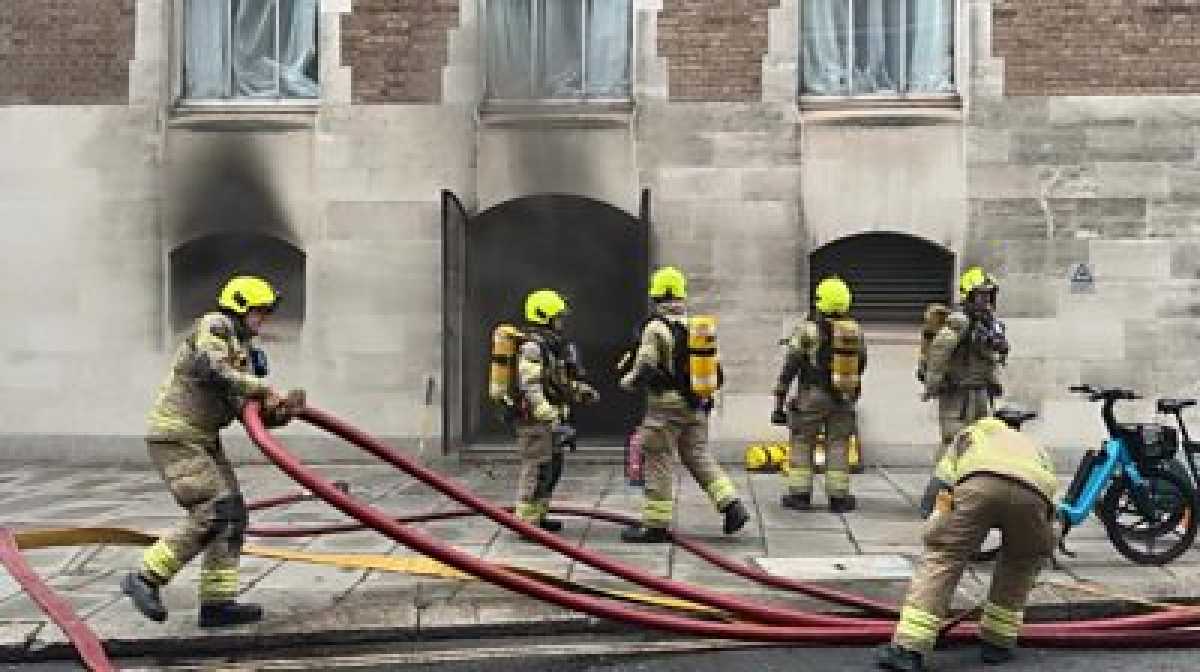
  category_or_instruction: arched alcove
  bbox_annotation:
[169,233,306,334]
[809,232,953,323]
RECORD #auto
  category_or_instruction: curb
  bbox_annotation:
[4,598,1196,663]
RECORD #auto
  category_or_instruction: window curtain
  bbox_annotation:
[585,0,631,97]
[852,0,901,94]
[184,0,228,98]
[803,0,952,96]
[801,0,849,94]
[232,0,277,97]
[908,0,953,93]
[185,0,318,99]
[487,0,533,98]
[539,0,584,97]
[280,0,319,97]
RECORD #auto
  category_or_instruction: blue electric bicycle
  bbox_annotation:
[1058,385,1198,565]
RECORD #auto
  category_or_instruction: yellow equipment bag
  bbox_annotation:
[916,303,950,382]
[688,315,720,399]
[488,323,524,405]
[824,318,864,403]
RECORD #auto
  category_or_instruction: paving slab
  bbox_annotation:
[3,462,1200,661]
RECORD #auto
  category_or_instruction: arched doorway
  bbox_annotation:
[809,233,953,323]
[169,233,306,334]
[444,191,650,448]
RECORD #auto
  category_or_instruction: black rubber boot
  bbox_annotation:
[980,641,1016,665]
[829,494,858,513]
[121,572,167,623]
[780,493,812,511]
[538,518,564,533]
[620,526,670,543]
[199,602,264,628]
[876,644,926,672]
[721,499,750,534]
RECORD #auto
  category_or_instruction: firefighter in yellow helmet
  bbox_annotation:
[121,276,305,628]
[918,266,1009,517]
[878,408,1057,672]
[512,289,599,533]
[772,276,867,512]
[619,266,749,543]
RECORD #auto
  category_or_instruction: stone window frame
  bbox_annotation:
[168,0,322,113]
[797,0,964,111]
[478,0,637,112]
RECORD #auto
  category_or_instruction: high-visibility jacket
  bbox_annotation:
[934,417,1058,504]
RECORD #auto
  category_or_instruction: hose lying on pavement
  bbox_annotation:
[0,529,116,672]
[247,402,1200,645]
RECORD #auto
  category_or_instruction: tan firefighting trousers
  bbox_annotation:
[639,405,736,529]
[514,423,562,523]
[139,438,247,604]
[787,387,856,497]
[893,476,1055,654]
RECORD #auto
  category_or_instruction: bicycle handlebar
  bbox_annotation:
[1069,384,1141,437]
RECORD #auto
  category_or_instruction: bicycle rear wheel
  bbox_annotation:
[1099,467,1197,565]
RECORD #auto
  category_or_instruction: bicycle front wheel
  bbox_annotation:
[1099,467,1198,565]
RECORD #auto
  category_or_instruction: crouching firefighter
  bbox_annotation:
[772,276,866,512]
[918,267,1009,517]
[121,276,306,627]
[499,289,599,533]
[618,266,749,543]
[877,408,1057,672]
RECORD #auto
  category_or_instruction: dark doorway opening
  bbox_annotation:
[444,191,650,449]
[809,232,953,323]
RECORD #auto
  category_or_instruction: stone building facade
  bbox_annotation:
[2,0,1198,464]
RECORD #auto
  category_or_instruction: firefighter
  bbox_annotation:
[919,267,1009,517]
[121,276,305,627]
[619,266,749,543]
[877,408,1057,672]
[513,289,599,533]
[772,276,866,512]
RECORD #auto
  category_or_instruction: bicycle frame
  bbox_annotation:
[1058,436,1148,527]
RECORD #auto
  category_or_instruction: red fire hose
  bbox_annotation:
[293,404,879,628]
[0,529,116,671]
[246,403,1200,646]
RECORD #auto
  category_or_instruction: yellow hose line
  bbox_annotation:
[10,527,722,617]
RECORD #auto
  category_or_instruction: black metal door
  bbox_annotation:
[809,233,953,323]
[464,194,648,446]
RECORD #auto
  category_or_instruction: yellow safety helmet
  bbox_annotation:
[649,266,687,301]
[958,266,998,302]
[524,289,569,326]
[218,276,279,315]
[814,276,852,315]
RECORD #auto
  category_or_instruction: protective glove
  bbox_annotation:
[771,408,788,426]
[283,388,307,415]
[532,400,559,424]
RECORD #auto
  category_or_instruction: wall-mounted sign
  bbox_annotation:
[1068,263,1095,294]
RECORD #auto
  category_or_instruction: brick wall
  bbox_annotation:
[658,0,779,102]
[0,0,134,104]
[340,0,460,104]
[994,0,1200,95]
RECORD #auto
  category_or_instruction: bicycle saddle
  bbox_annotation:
[994,407,1037,430]
[1157,398,1197,414]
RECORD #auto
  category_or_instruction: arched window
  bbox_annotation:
[809,233,952,323]
[169,233,306,334]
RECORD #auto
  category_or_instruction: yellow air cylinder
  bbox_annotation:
[688,315,719,399]
[489,324,520,403]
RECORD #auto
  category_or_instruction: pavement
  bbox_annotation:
[3,458,1200,664]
